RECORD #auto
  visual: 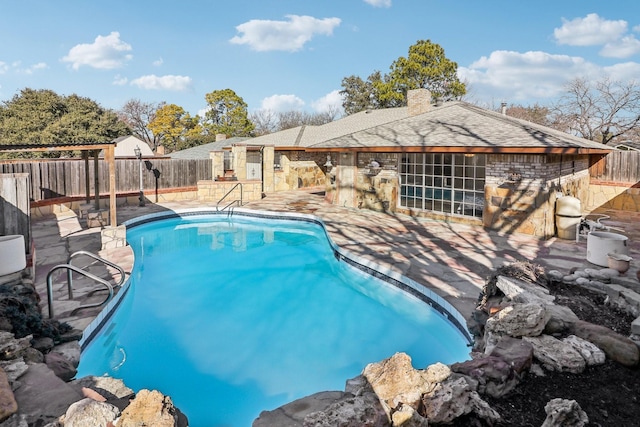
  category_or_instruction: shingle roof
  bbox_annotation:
[248,107,409,148]
[307,102,610,152]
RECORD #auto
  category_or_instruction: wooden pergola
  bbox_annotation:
[0,141,118,226]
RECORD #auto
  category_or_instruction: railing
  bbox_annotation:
[46,251,126,318]
[216,182,243,213]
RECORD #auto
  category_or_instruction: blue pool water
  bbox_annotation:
[77,213,470,427]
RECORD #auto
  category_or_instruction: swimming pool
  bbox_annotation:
[77,210,471,426]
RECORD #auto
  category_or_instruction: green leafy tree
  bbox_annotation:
[203,89,255,137]
[340,40,466,115]
[0,88,129,157]
[148,104,201,153]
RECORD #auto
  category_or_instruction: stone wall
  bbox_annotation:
[586,182,640,212]
[196,180,263,203]
[484,154,590,238]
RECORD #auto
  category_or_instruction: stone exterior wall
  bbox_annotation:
[484,154,590,237]
[275,152,328,191]
[196,180,263,203]
[587,182,640,212]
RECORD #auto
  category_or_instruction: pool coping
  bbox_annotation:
[79,207,473,350]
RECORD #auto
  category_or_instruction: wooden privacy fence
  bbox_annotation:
[590,150,640,183]
[0,158,212,202]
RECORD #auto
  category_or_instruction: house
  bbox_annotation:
[243,89,611,238]
[112,135,154,158]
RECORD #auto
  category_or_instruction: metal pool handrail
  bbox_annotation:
[46,251,126,319]
[216,182,244,213]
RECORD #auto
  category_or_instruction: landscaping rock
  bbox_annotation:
[0,368,18,422]
[362,352,435,418]
[73,375,134,400]
[489,335,534,374]
[421,375,499,425]
[562,335,606,366]
[49,341,81,369]
[484,303,550,352]
[568,320,640,367]
[451,355,518,398]
[541,398,588,427]
[45,351,77,382]
[302,393,389,427]
[0,332,32,361]
[117,389,179,427]
[254,391,350,427]
[61,397,119,427]
[522,335,586,374]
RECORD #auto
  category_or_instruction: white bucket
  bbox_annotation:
[586,231,629,267]
[0,235,27,276]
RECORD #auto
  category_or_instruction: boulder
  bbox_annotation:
[451,355,518,398]
[489,336,534,374]
[61,397,119,427]
[0,332,32,361]
[302,393,389,427]
[541,398,588,427]
[49,341,81,369]
[254,391,350,427]
[484,303,550,352]
[118,389,179,427]
[30,336,54,353]
[495,275,555,304]
[73,375,134,400]
[422,375,500,425]
[0,359,28,389]
[0,367,17,422]
[11,363,83,426]
[45,351,77,382]
[543,303,580,334]
[390,404,429,427]
[568,320,640,367]
[361,352,437,417]
[522,335,586,374]
[562,335,606,366]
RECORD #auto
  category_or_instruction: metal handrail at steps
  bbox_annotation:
[46,250,127,318]
[216,182,244,213]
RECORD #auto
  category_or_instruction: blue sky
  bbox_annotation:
[1,0,639,117]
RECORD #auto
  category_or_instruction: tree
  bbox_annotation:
[505,104,551,127]
[148,104,201,153]
[340,40,466,115]
[550,76,640,145]
[203,89,254,137]
[119,99,164,153]
[0,88,130,158]
[249,109,279,136]
[249,109,339,135]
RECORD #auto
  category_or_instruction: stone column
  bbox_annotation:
[232,145,247,180]
[262,146,275,193]
[211,151,224,180]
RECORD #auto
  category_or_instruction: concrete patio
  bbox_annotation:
[32,188,640,334]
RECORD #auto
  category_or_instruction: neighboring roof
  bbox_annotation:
[248,107,409,149]
[614,140,640,151]
[112,135,154,157]
[167,137,252,159]
[307,102,611,154]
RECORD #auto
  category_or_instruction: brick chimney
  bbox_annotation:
[407,89,432,116]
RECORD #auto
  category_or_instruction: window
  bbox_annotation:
[223,151,233,171]
[399,153,485,218]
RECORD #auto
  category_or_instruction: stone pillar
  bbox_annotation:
[211,151,224,180]
[334,152,356,208]
[262,146,275,193]
[232,145,247,180]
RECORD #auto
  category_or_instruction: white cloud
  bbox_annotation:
[112,75,128,86]
[260,94,305,112]
[459,50,600,103]
[0,62,9,74]
[363,0,391,7]
[600,35,640,58]
[62,31,133,70]
[554,13,627,46]
[24,62,47,75]
[311,90,343,113]
[130,74,192,91]
[230,15,341,52]
[153,57,164,66]
[603,62,640,82]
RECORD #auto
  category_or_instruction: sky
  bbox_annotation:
[1,0,639,118]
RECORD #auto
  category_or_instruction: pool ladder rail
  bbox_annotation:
[46,250,127,319]
[216,182,244,214]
